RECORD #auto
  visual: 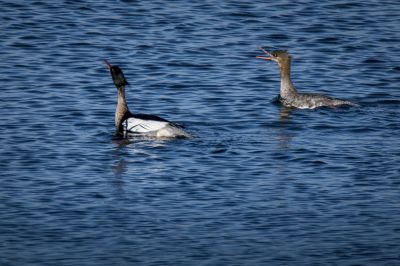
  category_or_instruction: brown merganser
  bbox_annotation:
[104,59,190,138]
[256,48,358,109]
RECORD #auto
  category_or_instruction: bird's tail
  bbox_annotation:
[341,100,360,107]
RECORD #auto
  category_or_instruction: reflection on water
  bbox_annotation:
[1,0,400,265]
[276,131,293,150]
[112,154,128,178]
[276,106,295,150]
[111,136,171,181]
[279,106,293,121]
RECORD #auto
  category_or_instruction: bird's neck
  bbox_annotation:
[115,86,129,130]
[279,58,297,98]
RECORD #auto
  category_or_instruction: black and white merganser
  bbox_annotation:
[256,48,358,109]
[105,59,190,138]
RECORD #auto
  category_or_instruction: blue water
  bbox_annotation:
[1,0,400,265]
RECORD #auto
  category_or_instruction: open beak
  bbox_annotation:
[256,47,273,60]
[104,59,112,69]
[256,56,272,60]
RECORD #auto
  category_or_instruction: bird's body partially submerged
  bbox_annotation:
[257,48,358,109]
[105,59,190,138]
[278,92,356,109]
[119,114,189,138]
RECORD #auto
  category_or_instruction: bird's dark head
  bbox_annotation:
[256,48,291,64]
[104,59,129,88]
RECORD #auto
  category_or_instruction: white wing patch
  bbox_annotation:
[123,117,169,133]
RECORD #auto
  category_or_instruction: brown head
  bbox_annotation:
[256,48,291,65]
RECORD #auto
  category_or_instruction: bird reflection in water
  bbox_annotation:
[111,138,131,191]
[111,136,167,181]
[276,106,295,150]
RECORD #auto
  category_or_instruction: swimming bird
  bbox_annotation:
[104,59,190,138]
[256,48,358,109]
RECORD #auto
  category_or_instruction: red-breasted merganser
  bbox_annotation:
[104,59,190,138]
[256,48,358,109]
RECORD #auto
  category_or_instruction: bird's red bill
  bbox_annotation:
[256,56,272,60]
[104,59,112,69]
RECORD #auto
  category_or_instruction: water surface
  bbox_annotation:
[1,0,400,265]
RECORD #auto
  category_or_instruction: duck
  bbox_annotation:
[256,48,358,109]
[104,59,190,138]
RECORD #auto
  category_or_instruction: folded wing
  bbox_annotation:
[124,117,170,133]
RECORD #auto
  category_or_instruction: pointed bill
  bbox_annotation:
[104,59,112,69]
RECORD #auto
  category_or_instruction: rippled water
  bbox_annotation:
[1,1,400,265]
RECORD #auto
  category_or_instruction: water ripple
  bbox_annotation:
[1,0,400,265]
